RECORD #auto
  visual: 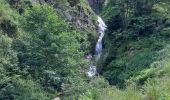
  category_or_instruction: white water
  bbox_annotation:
[87,66,97,77]
[87,16,107,77]
[95,16,107,54]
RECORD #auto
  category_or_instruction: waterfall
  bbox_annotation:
[87,16,107,77]
[95,16,107,54]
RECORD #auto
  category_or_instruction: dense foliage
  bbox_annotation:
[0,0,89,99]
[99,0,170,87]
[0,0,170,100]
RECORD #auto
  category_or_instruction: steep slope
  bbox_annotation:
[0,0,99,99]
[5,0,98,53]
[99,0,170,87]
[49,0,98,53]
[1,0,170,100]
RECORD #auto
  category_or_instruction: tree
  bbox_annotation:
[13,4,84,91]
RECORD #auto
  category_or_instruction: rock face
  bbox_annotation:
[50,0,98,53]
[88,0,105,14]
[8,0,98,53]
[40,0,97,31]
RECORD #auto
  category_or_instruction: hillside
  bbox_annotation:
[0,0,170,100]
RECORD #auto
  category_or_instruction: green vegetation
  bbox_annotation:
[0,0,89,99]
[99,0,170,87]
[0,0,170,100]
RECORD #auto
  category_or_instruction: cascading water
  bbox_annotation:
[87,16,107,77]
[95,16,107,54]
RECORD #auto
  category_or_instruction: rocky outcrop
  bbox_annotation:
[48,0,98,53]
[35,0,99,52]
[37,0,97,31]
